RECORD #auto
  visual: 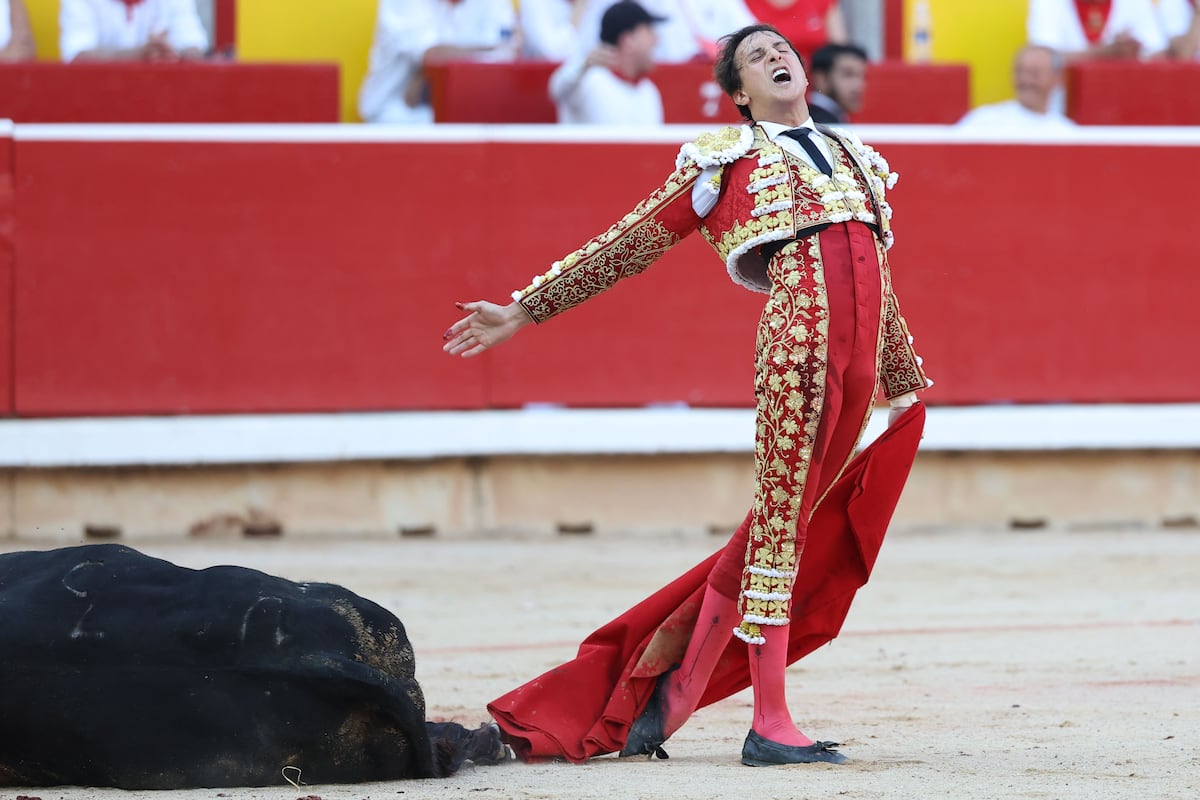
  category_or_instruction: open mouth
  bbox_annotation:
[772,67,791,84]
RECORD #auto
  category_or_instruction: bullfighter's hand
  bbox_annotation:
[442,301,532,358]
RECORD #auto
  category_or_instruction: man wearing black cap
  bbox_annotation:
[548,0,667,124]
[579,0,757,62]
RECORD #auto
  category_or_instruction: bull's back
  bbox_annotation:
[0,544,438,788]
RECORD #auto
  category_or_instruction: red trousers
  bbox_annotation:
[712,222,886,639]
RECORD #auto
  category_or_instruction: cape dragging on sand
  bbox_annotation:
[490,403,926,762]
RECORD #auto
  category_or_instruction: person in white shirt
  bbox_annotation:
[550,0,665,125]
[1026,0,1168,61]
[1157,0,1200,60]
[359,0,519,125]
[60,0,208,62]
[957,45,1077,131]
[578,0,755,62]
[520,0,588,61]
[1,0,35,60]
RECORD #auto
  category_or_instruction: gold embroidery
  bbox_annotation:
[693,126,749,158]
[879,255,928,399]
[736,236,829,643]
[712,136,883,274]
[732,142,915,641]
[515,164,700,323]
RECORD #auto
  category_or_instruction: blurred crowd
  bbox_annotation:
[1,0,1199,126]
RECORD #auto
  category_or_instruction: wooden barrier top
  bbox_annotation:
[0,61,341,124]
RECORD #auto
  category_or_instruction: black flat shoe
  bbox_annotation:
[618,666,678,759]
[740,729,848,766]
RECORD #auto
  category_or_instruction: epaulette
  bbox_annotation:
[818,124,898,187]
[675,125,756,169]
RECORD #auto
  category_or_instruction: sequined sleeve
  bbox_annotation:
[512,162,705,324]
[879,267,930,400]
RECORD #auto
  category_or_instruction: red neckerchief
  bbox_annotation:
[119,0,147,23]
[609,68,643,87]
[1073,0,1113,44]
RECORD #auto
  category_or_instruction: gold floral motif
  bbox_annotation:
[677,125,756,168]
[696,127,744,150]
[515,163,701,322]
[879,251,928,399]
[736,237,829,642]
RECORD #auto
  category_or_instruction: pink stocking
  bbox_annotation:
[661,584,739,735]
[748,623,814,746]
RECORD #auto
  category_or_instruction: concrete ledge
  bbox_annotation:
[2,449,1197,543]
[3,405,1197,542]
[3,404,1199,468]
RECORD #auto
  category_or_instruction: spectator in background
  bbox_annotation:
[577,0,755,62]
[806,42,867,124]
[0,0,36,61]
[520,0,588,61]
[956,45,1076,131]
[1158,0,1200,60]
[60,0,208,62]
[743,0,847,65]
[1026,0,1168,61]
[359,0,519,125]
[549,0,664,124]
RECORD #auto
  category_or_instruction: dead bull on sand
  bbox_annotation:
[0,544,507,789]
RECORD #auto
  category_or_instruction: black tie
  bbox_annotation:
[782,128,834,176]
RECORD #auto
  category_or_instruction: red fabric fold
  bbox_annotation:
[488,403,926,762]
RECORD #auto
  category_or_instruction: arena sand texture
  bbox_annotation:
[1,525,1196,800]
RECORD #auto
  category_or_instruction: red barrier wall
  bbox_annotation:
[0,129,12,415]
[0,63,340,124]
[9,129,1198,416]
[1068,62,1200,126]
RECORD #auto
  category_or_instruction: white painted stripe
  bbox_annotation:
[851,124,1200,146]
[12,123,717,144]
[0,118,12,137]
[10,122,1200,147]
[1,404,1198,468]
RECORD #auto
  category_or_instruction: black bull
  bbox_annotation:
[0,544,506,788]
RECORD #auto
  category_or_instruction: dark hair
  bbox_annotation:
[713,24,800,122]
[599,0,666,47]
[809,42,869,77]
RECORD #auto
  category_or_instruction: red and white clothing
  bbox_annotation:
[358,0,517,124]
[549,56,664,124]
[512,123,927,643]
[59,0,208,62]
[490,124,929,761]
[519,0,583,61]
[1026,0,1168,55]
[0,0,12,50]
[1157,0,1199,59]
[745,0,837,64]
[956,99,1078,131]
[578,0,756,62]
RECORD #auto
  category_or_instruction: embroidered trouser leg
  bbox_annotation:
[706,223,883,643]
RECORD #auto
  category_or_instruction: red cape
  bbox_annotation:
[488,403,925,762]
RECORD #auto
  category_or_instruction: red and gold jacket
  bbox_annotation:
[512,124,928,400]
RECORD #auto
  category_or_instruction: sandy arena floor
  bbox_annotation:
[2,526,1197,800]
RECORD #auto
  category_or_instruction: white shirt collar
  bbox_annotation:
[758,118,818,141]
